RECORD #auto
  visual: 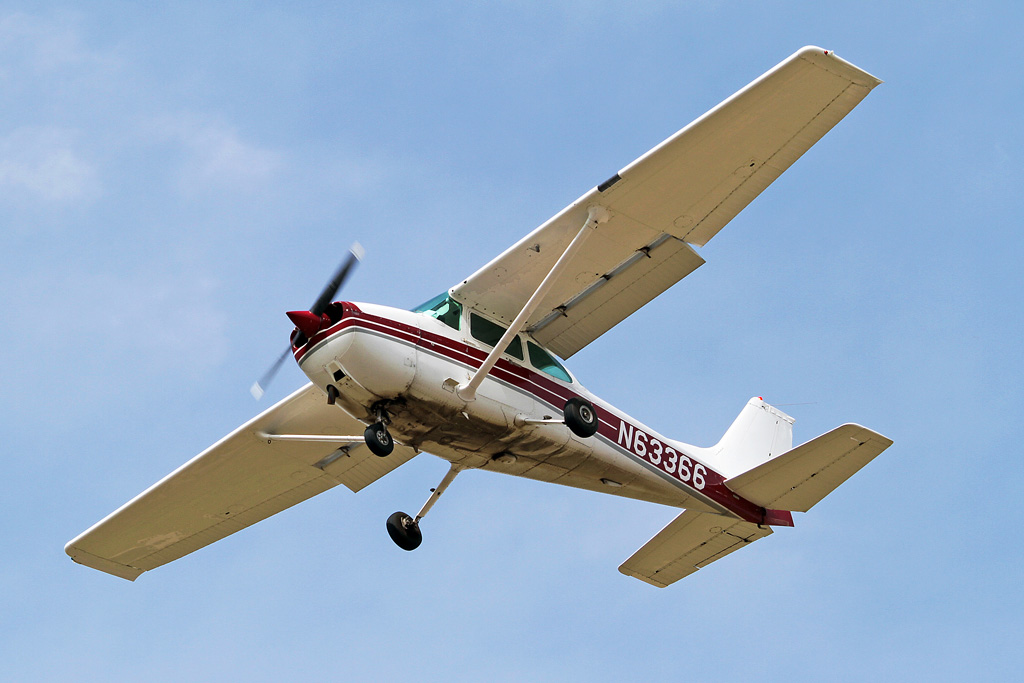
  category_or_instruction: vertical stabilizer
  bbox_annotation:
[704,398,794,479]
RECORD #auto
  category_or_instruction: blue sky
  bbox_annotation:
[3,2,1022,680]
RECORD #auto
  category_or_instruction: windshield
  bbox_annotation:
[413,292,462,330]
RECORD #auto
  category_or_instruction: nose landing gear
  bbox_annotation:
[364,402,395,457]
[387,463,464,551]
[364,423,394,457]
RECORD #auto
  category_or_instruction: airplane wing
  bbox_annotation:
[65,383,417,581]
[452,47,881,359]
[618,509,773,587]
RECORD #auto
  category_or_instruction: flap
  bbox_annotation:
[619,510,772,587]
[725,424,893,512]
[65,383,417,580]
[532,235,704,358]
[452,47,880,359]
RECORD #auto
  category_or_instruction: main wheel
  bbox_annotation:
[386,511,422,551]
[364,422,394,457]
[563,397,599,438]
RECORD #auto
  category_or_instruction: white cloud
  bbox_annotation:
[0,126,100,202]
[149,114,281,195]
[0,12,105,78]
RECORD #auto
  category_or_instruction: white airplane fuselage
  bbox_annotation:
[294,301,793,527]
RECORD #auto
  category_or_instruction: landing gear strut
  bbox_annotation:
[364,403,394,457]
[387,463,464,551]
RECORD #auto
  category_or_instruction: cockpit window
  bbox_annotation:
[413,292,462,330]
[527,341,572,382]
[469,313,523,360]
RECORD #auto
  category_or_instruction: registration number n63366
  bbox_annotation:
[616,420,706,490]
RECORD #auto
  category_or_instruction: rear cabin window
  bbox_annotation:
[527,341,572,382]
[469,313,524,360]
[413,292,462,331]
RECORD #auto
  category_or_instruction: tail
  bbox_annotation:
[701,397,794,479]
[700,396,893,513]
[619,398,893,588]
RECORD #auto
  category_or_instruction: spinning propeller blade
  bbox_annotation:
[250,242,364,399]
[250,348,290,399]
[310,241,365,316]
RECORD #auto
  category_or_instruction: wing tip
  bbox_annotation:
[65,544,144,582]
[795,45,884,88]
[618,563,670,588]
[837,423,894,449]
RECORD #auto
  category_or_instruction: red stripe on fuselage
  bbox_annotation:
[293,307,793,527]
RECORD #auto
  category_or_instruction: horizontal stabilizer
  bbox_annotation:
[619,510,772,587]
[724,424,892,512]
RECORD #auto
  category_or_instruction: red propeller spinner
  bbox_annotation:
[250,242,364,399]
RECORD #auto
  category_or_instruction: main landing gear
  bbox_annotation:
[385,512,422,551]
[380,399,596,551]
[363,403,395,457]
[518,397,600,438]
[563,397,599,438]
[387,463,463,551]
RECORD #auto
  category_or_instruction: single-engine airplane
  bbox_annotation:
[66,47,892,587]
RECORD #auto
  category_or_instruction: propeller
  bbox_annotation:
[250,242,364,399]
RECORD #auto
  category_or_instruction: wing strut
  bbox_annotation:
[457,205,611,401]
[255,431,364,444]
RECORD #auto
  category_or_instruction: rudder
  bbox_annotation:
[703,397,794,479]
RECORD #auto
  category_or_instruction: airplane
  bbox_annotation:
[65,46,892,588]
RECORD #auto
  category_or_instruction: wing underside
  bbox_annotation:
[65,383,417,580]
[452,47,880,358]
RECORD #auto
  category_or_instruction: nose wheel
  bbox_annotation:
[363,402,395,457]
[364,422,394,457]
[386,463,463,551]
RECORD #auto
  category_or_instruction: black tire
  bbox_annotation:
[364,422,394,457]
[386,511,422,551]
[563,397,599,438]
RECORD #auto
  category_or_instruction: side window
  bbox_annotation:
[527,341,572,383]
[469,313,524,360]
[413,293,462,331]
